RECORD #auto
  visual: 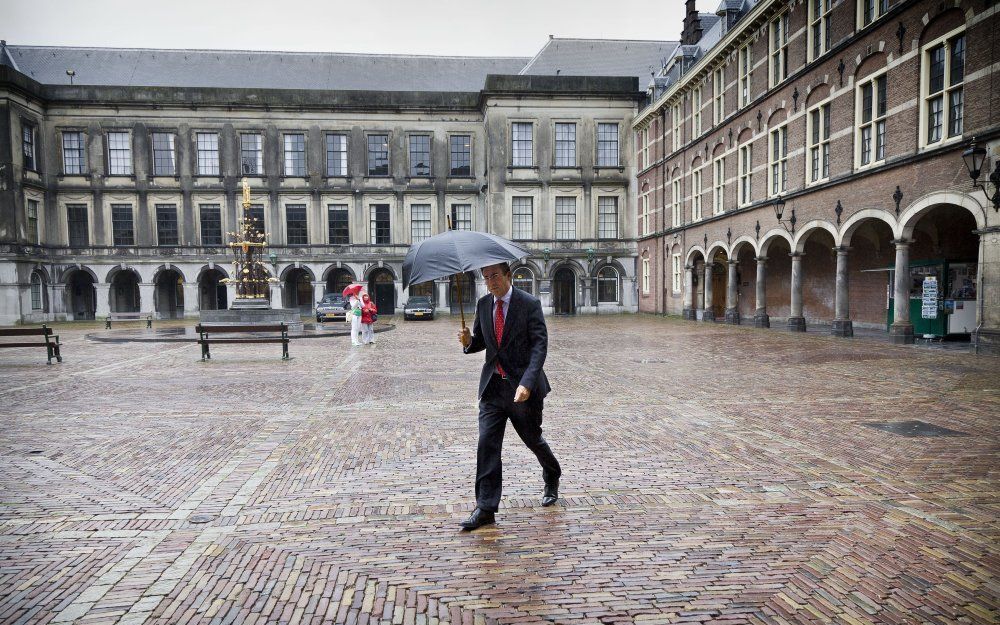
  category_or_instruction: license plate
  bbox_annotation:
[414,312,424,316]
[324,314,338,319]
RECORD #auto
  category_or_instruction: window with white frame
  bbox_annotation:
[511,123,533,167]
[512,267,534,294]
[639,194,650,236]
[693,87,703,137]
[26,199,39,244]
[922,31,965,146]
[411,204,431,243]
[769,125,787,195]
[672,177,682,227]
[450,135,472,176]
[196,132,219,176]
[713,67,726,124]
[555,123,576,167]
[597,266,620,303]
[642,257,650,294]
[107,132,132,175]
[597,123,619,167]
[857,74,887,167]
[636,127,648,170]
[30,272,43,310]
[859,0,888,28]
[240,133,262,175]
[809,0,832,61]
[62,131,85,175]
[555,197,576,240]
[284,133,306,176]
[67,204,88,247]
[770,12,789,87]
[152,132,176,176]
[326,134,348,176]
[111,203,135,246]
[739,44,752,108]
[672,103,682,152]
[598,196,618,239]
[248,204,265,238]
[512,197,533,239]
[451,204,472,231]
[370,204,390,244]
[672,254,682,293]
[22,124,35,171]
[409,134,431,177]
[367,134,389,176]
[739,143,753,206]
[713,156,726,215]
[808,103,831,182]
[692,168,703,221]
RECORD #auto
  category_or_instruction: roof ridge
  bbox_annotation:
[545,37,680,44]
[5,43,531,61]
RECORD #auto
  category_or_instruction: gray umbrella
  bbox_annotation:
[402,229,531,326]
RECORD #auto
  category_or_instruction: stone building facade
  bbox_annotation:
[0,38,677,324]
[633,0,1000,354]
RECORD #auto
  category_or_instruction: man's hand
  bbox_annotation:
[458,326,471,348]
[514,385,531,403]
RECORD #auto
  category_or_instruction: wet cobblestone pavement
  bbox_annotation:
[1,315,997,624]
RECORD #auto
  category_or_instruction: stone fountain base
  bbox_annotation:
[200,302,303,332]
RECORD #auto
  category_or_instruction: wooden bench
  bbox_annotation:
[195,323,290,361]
[106,312,152,329]
[0,325,62,364]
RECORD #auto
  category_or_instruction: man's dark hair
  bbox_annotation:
[482,262,511,276]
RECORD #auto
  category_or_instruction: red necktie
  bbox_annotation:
[494,300,505,377]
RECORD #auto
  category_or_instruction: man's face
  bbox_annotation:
[482,264,512,299]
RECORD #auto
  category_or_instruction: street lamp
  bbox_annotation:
[268,251,278,265]
[772,195,795,234]
[963,139,1000,211]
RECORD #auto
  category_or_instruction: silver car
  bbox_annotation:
[316,294,349,322]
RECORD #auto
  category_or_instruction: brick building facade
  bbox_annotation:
[633,0,1000,354]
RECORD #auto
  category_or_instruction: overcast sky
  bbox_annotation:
[5,0,715,57]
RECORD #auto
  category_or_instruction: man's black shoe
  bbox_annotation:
[460,508,495,531]
[542,479,559,507]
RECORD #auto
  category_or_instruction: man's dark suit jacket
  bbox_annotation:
[463,287,551,400]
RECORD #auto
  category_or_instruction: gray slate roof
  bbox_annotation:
[519,38,679,85]
[2,45,531,92]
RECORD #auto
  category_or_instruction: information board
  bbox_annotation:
[921,276,938,319]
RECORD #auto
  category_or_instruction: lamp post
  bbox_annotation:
[963,139,1000,211]
[772,195,795,234]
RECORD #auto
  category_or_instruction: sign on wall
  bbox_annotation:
[921,276,938,319]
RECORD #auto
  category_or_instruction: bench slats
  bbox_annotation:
[196,324,287,333]
[0,328,54,336]
[200,338,288,344]
[0,342,54,348]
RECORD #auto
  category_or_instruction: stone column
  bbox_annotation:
[226,284,237,309]
[973,226,1000,355]
[889,238,914,344]
[788,252,806,331]
[435,278,448,312]
[831,246,853,337]
[183,283,199,317]
[682,265,695,320]
[312,281,324,311]
[702,262,715,321]
[725,259,740,324]
[269,282,282,309]
[95,283,111,319]
[754,257,769,328]
[139,282,155,317]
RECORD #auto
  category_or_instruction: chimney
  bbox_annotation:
[681,0,703,46]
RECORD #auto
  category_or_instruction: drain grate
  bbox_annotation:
[863,420,969,437]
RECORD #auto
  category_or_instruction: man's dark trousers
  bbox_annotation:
[475,373,561,513]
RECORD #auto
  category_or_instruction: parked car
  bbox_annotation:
[316,294,349,322]
[403,296,435,320]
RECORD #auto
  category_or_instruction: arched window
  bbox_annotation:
[30,272,43,310]
[597,266,620,303]
[512,267,534,294]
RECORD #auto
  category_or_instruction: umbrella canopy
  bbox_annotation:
[402,230,531,289]
[342,283,365,298]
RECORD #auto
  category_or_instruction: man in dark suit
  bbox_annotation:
[457,262,561,531]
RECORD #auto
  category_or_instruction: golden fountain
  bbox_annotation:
[223,178,277,307]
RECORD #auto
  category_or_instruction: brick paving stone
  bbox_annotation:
[0,316,997,624]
